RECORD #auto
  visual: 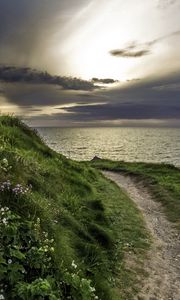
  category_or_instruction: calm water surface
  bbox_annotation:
[37,127,180,167]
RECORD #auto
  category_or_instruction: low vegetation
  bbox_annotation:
[0,116,150,299]
[91,159,180,230]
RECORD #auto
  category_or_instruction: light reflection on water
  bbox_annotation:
[37,127,180,167]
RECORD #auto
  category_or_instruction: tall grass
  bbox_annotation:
[0,116,150,299]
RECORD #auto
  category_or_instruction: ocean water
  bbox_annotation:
[37,127,180,167]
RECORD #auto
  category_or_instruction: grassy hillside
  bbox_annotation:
[0,116,149,300]
[91,159,180,230]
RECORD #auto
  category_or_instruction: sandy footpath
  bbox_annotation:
[103,171,180,300]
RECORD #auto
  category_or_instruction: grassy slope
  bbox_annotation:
[91,159,180,230]
[0,116,150,300]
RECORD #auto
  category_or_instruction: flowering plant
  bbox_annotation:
[0,158,12,172]
[0,180,31,195]
[0,206,99,300]
[0,206,59,299]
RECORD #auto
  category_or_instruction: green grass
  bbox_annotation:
[90,174,150,299]
[90,159,180,230]
[0,115,150,299]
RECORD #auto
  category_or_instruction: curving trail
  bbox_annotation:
[103,171,180,300]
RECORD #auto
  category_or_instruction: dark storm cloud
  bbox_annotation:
[105,72,180,108]
[2,71,180,120]
[110,30,180,58]
[20,71,180,127]
[21,72,180,127]
[91,78,118,84]
[27,98,180,127]
[152,83,180,91]
[2,82,105,107]
[77,93,93,97]
[49,72,180,122]
[62,102,180,120]
[0,66,94,90]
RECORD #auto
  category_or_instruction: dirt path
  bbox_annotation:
[103,171,180,300]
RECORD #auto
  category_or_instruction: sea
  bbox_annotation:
[37,127,180,167]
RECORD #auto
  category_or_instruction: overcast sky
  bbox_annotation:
[0,0,180,127]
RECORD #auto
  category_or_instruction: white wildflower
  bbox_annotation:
[8,259,12,264]
[2,218,7,225]
[71,260,77,269]
[2,158,8,165]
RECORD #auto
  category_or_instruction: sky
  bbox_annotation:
[0,0,180,127]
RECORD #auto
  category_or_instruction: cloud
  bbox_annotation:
[147,30,180,46]
[2,71,180,123]
[0,65,95,91]
[2,71,178,127]
[105,72,180,107]
[126,78,141,83]
[57,72,180,123]
[110,40,151,58]
[110,47,150,58]
[0,86,4,94]
[152,83,180,91]
[54,101,107,110]
[91,78,118,84]
[1,81,106,107]
[61,101,180,121]
[25,96,180,127]
[109,30,180,58]
[157,0,178,9]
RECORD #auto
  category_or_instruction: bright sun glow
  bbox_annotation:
[55,0,165,80]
